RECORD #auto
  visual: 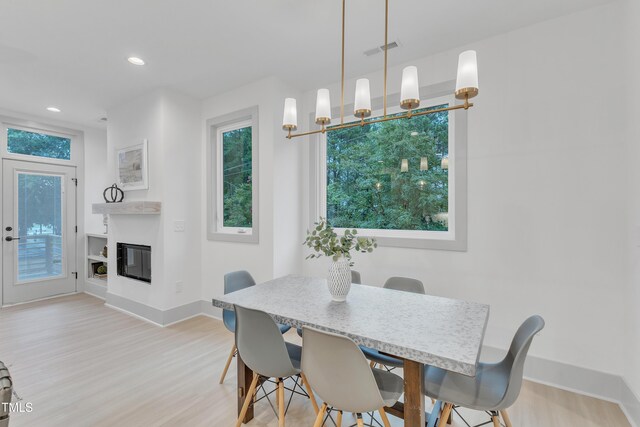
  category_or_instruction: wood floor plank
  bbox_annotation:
[0,294,631,427]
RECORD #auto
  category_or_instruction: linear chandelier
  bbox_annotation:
[282,0,479,139]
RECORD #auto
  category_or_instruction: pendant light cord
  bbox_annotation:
[340,0,346,125]
[383,0,388,118]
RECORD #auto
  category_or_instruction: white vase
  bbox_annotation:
[327,257,351,302]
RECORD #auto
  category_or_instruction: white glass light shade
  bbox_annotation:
[315,89,332,125]
[282,98,298,130]
[354,79,372,118]
[441,157,449,170]
[455,50,479,99]
[400,66,420,109]
[420,157,428,171]
[401,158,409,172]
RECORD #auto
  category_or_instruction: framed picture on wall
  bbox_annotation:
[117,139,148,191]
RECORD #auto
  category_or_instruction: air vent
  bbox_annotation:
[363,41,399,56]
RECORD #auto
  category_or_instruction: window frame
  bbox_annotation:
[0,117,80,165]
[310,81,468,251]
[206,106,259,243]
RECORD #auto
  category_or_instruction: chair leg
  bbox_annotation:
[278,379,285,427]
[356,413,365,427]
[235,373,259,427]
[370,361,376,368]
[500,410,513,427]
[336,410,343,427]
[491,412,500,427]
[313,403,328,427]
[219,344,236,384]
[437,403,453,427]
[300,372,319,414]
[378,407,391,427]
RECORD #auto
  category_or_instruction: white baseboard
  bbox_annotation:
[163,300,203,326]
[622,378,640,427]
[103,292,202,327]
[87,292,640,426]
[200,300,222,320]
[83,281,107,300]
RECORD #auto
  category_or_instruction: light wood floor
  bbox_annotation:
[0,293,630,427]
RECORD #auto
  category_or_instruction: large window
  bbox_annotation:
[316,92,467,251]
[207,107,259,243]
[327,104,449,232]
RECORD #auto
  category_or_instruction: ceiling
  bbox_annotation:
[0,0,616,128]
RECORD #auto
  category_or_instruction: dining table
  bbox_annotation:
[212,275,490,427]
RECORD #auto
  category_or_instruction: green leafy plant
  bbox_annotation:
[96,265,107,275]
[304,217,377,265]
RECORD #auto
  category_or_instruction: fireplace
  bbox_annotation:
[117,243,151,283]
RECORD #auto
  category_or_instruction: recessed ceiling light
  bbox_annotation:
[127,57,145,66]
[46,106,61,113]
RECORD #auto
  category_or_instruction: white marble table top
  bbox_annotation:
[212,275,490,376]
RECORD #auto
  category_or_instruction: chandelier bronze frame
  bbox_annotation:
[283,0,476,140]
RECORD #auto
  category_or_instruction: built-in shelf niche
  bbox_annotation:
[86,233,108,287]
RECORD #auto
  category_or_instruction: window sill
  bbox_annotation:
[207,231,258,244]
[374,234,466,251]
[332,227,466,251]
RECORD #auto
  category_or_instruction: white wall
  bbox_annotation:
[105,89,201,311]
[106,91,165,309]
[300,3,628,378]
[159,90,202,309]
[199,77,303,306]
[623,0,640,409]
[84,126,108,233]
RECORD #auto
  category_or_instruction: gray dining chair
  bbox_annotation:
[296,270,362,338]
[234,305,318,427]
[350,270,362,285]
[219,271,291,384]
[425,315,545,427]
[360,276,425,369]
[382,276,425,294]
[302,326,404,427]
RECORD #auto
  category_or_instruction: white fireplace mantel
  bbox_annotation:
[92,201,161,215]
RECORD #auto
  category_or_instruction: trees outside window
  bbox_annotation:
[327,104,449,232]
[7,128,71,160]
[221,126,252,228]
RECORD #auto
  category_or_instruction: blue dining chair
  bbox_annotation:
[219,271,292,384]
[425,315,545,427]
[296,270,362,338]
[360,276,425,370]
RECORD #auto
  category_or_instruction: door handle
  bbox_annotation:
[5,236,20,242]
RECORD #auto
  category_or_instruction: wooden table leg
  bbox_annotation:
[403,359,425,427]
[237,352,254,424]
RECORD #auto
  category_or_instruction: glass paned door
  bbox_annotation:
[17,173,65,282]
[2,159,76,305]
